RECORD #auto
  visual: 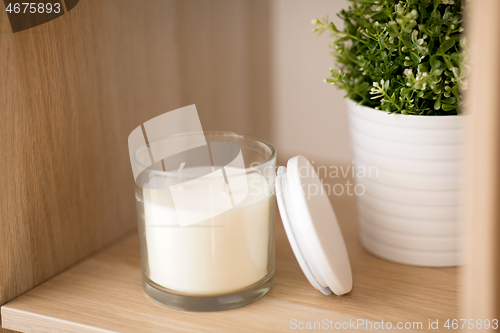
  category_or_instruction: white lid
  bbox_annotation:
[276,155,352,295]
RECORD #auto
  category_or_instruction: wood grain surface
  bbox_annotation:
[0,2,270,332]
[2,174,458,333]
[463,0,500,329]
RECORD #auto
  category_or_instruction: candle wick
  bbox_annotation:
[178,162,186,187]
[178,162,185,174]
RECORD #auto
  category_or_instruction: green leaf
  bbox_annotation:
[329,22,338,32]
[442,97,456,104]
[431,59,442,72]
[434,94,441,110]
[430,54,438,68]
[442,103,456,111]
[439,39,456,53]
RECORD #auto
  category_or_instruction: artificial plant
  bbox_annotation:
[313,0,467,115]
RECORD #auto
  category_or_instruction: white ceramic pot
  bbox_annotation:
[346,99,463,267]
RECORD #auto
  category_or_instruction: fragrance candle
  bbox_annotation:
[132,132,276,311]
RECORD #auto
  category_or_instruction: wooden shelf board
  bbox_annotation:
[1,191,457,333]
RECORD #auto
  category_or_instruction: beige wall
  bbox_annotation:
[270,0,351,165]
[175,0,271,142]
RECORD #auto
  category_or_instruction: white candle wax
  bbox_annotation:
[140,167,273,296]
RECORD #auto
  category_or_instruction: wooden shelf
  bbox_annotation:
[1,192,457,333]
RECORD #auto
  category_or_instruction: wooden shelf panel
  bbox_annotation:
[1,193,457,333]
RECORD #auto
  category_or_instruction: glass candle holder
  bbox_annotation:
[132,132,276,311]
